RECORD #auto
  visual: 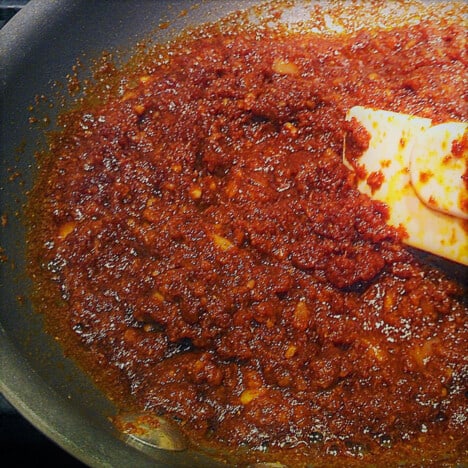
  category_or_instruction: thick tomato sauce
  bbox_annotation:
[29,16,467,466]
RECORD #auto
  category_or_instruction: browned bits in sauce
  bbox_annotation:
[28,12,467,468]
[366,170,385,193]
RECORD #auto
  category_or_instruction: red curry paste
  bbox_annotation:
[28,12,467,467]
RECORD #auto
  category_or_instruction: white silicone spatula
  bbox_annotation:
[343,106,467,266]
[410,121,467,220]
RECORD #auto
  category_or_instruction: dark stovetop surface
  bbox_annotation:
[0,0,28,28]
[0,395,85,466]
[1,2,85,465]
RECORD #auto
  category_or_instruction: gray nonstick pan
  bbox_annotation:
[0,1,466,467]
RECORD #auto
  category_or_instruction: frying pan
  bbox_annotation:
[0,3,257,466]
[0,1,465,467]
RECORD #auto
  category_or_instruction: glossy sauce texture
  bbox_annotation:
[29,16,467,466]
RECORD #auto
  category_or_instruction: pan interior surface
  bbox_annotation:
[0,1,262,466]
